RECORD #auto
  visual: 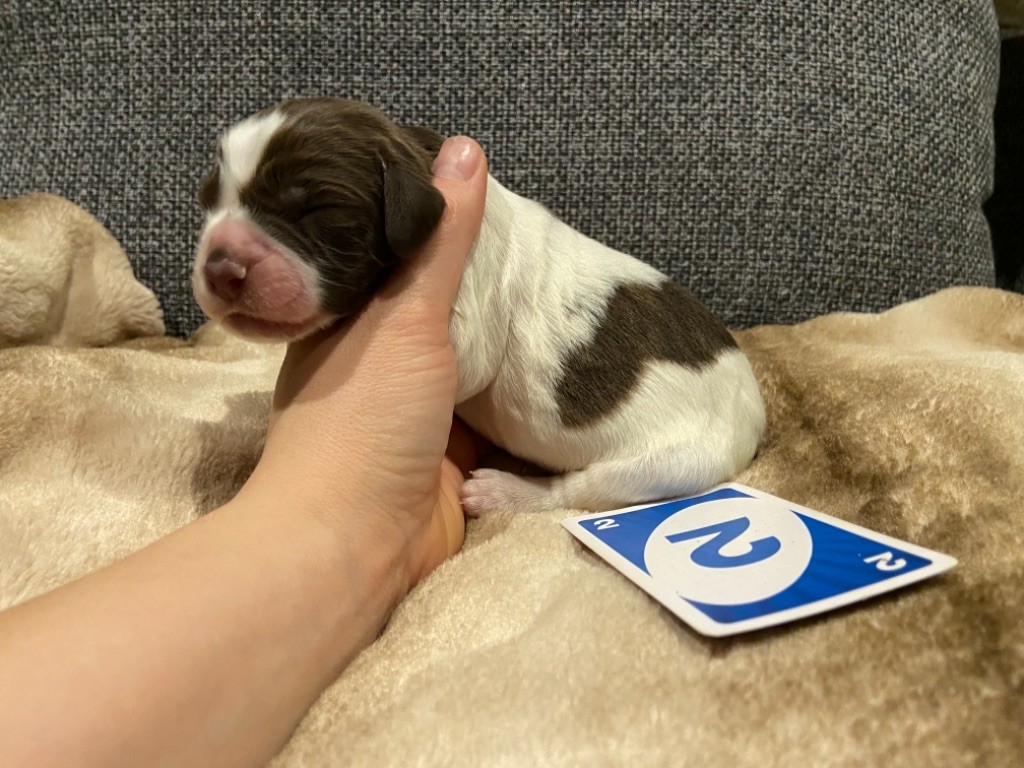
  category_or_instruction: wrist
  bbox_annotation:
[224,473,415,623]
[236,434,466,603]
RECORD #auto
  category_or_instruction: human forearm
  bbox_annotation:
[0,488,406,768]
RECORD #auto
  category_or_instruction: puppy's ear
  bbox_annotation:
[399,124,445,158]
[197,163,220,210]
[383,162,446,258]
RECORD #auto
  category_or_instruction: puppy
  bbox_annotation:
[193,98,766,515]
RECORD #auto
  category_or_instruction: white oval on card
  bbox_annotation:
[644,497,813,605]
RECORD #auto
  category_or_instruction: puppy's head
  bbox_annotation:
[192,98,446,341]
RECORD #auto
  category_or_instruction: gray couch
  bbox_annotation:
[0,1,1002,338]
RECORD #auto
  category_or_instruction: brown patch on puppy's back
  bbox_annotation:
[556,280,737,428]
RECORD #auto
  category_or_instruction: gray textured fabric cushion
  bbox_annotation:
[1,2,1000,338]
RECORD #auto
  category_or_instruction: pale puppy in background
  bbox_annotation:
[191,98,766,515]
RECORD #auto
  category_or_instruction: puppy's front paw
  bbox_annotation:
[459,468,550,517]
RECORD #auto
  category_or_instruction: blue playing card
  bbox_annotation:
[562,483,956,637]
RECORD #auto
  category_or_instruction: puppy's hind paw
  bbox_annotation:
[458,468,551,517]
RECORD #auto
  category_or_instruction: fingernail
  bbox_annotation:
[433,136,480,181]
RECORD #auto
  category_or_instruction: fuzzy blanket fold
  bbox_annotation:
[1,196,1021,767]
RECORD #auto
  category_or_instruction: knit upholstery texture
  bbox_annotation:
[0,1,1000,337]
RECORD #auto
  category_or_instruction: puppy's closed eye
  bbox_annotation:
[279,184,308,208]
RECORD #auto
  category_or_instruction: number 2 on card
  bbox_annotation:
[864,551,907,572]
[666,517,781,569]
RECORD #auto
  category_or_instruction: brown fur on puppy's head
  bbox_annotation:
[193,98,446,340]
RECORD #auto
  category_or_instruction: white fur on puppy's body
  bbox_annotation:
[452,178,766,515]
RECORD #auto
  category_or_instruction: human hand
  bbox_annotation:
[239,136,490,600]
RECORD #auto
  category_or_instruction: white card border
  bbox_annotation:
[561,482,958,638]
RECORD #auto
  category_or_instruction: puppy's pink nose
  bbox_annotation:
[204,247,248,302]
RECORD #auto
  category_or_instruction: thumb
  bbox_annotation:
[388,136,488,311]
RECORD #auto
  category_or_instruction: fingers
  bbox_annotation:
[437,458,468,554]
[385,136,488,312]
[445,415,493,477]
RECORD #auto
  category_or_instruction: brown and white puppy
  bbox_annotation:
[193,98,766,515]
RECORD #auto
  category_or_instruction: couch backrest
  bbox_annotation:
[0,1,1000,337]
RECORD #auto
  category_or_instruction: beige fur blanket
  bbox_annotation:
[1,195,1021,767]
